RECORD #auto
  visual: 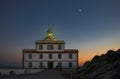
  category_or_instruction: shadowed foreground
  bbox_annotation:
[0,70,66,79]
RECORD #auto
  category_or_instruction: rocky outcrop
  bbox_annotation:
[77,49,120,79]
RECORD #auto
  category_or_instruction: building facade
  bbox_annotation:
[23,28,78,69]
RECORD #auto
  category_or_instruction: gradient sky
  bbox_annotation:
[0,0,120,67]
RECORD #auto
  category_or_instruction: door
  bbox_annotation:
[48,61,53,69]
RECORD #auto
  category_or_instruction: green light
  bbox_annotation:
[48,33,53,36]
[45,28,56,40]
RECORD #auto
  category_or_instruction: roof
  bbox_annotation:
[35,40,65,44]
[23,49,78,53]
[65,49,79,52]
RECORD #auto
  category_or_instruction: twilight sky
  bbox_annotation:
[0,0,120,67]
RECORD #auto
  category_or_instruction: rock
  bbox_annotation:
[76,48,120,79]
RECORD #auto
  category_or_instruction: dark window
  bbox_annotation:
[39,45,43,50]
[39,62,43,68]
[69,54,73,59]
[49,54,52,59]
[58,44,62,50]
[29,54,32,59]
[39,54,43,59]
[28,62,32,68]
[58,62,62,68]
[69,62,72,68]
[58,54,62,59]
[47,45,54,50]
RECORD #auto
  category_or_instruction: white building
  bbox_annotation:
[23,28,78,69]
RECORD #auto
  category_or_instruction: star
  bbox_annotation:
[78,9,82,12]
[76,9,82,16]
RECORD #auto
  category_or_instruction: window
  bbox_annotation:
[39,54,43,59]
[28,54,32,59]
[47,45,54,50]
[58,62,62,68]
[39,45,43,50]
[58,44,62,50]
[39,62,43,68]
[28,62,32,68]
[49,54,52,59]
[58,54,62,59]
[69,54,73,59]
[69,62,72,68]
